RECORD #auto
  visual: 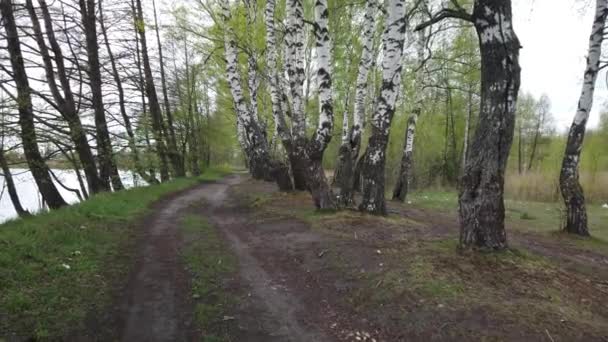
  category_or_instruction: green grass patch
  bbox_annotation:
[0,168,230,340]
[180,214,238,342]
[408,190,608,246]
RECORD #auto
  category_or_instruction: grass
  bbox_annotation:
[180,214,238,342]
[0,167,231,340]
[408,190,608,243]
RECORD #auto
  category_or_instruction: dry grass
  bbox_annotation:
[506,171,608,204]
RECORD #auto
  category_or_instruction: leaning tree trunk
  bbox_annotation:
[393,112,419,202]
[458,0,521,250]
[152,0,184,177]
[560,0,608,236]
[79,0,124,191]
[26,0,108,194]
[334,0,377,207]
[359,0,407,215]
[0,147,29,217]
[0,0,67,209]
[99,0,156,185]
[393,26,425,202]
[264,0,294,191]
[134,0,170,182]
[221,0,273,181]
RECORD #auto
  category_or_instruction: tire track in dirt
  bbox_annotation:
[117,183,216,342]
[199,175,331,342]
[117,174,329,342]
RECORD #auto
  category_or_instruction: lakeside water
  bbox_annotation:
[0,169,146,224]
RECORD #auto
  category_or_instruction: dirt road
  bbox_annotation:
[110,174,608,342]
[116,175,331,342]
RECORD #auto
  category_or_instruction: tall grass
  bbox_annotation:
[505,171,608,204]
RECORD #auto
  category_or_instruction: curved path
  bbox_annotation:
[117,174,328,342]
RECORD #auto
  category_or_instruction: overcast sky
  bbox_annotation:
[513,0,606,130]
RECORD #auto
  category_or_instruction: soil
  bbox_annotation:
[96,174,608,341]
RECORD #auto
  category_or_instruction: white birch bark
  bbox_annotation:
[286,0,306,139]
[341,109,350,144]
[222,1,252,142]
[221,0,268,178]
[369,0,407,164]
[351,0,377,146]
[244,0,260,122]
[559,0,608,236]
[265,0,291,143]
[359,0,407,215]
[572,0,607,127]
[312,0,334,151]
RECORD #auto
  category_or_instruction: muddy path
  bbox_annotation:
[115,182,215,341]
[113,174,332,342]
[197,175,331,342]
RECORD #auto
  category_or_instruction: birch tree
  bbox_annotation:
[417,0,521,250]
[305,0,336,209]
[285,0,309,191]
[393,27,426,202]
[334,0,378,207]
[221,0,274,181]
[560,0,608,236]
[358,0,408,215]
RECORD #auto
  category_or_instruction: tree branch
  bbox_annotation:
[415,8,473,32]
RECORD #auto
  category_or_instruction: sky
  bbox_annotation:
[513,0,606,131]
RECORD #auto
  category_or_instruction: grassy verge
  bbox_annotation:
[180,214,238,342]
[409,190,608,243]
[0,167,230,340]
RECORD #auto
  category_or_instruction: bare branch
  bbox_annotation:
[414,7,473,32]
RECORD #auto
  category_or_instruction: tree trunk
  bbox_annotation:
[67,150,89,200]
[335,141,355,206]
[152,0,184,177]
[134,0,170,182]
[26,0,107,194]
[353,154,364,193]
[560,0,608,236]
[132,10,159,184]
[0,0,67,209]
[458,0,521,250]
[517,122,523,174]
[79,0,124,191]
[528,110,543,172]
[284,0,309,191]
[288,145,308,190]
[462,85,472,174]
[99,0,154,185]
[264,0,296,191]
[300,0,336,210]
[0,148,29,217]
[221,1,273,181]
[359,0,407,215]
[393,111,419,202]
[394,26,424,202]
[334,0,376,205]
